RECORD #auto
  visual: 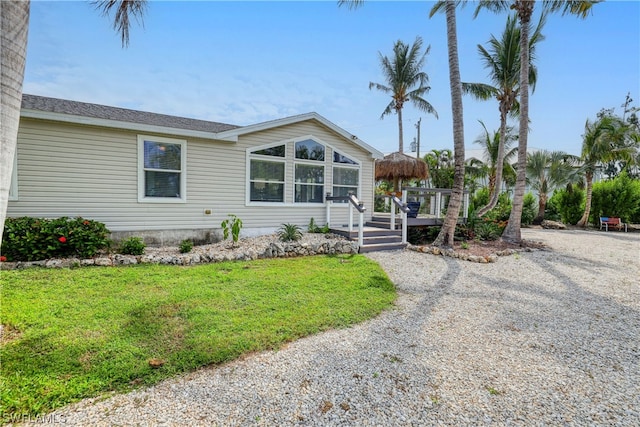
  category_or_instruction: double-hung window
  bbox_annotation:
[138,135,186,203]
[249,144,286,203]
[294,139,324,203]
[332,151,359,202]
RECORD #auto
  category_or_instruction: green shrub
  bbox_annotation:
[179,239,193,254]
[221,214,243,243]
[475,221,502,240]
[278,223,303,242]
[590,173,640,225]
[308,217,318,233]
[1,216,110,261]
[471,187,490,213]
[521,192,537,226]
[548,187,585,224]
[308,217,330,234]
[119,237,145,256]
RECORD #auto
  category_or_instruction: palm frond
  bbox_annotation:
[92,0,147,47]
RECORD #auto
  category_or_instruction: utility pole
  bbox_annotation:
[415,118,421,158]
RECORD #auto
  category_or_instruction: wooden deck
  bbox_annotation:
[369,212,466,227]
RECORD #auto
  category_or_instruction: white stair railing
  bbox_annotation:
[326,192,366,247]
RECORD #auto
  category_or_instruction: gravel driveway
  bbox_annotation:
[46,228,639,426]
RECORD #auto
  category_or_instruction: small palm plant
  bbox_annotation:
[278,223,303,242]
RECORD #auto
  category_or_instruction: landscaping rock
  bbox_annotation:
[1,233,358,270]
[541,220,566,230]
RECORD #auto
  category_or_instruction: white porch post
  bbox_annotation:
[358,211,364,247]
[401,189,408,244]
[348,202,354,233]
[326,193,331,228]
[390,197,396,230]
[435,192,442,219]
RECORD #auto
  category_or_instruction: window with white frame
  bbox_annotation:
[332,151,359,202]
[138,135,186,203]
[8,150,18,201]
[294,139,325,203]
[246,137,362,206]
[249,144,286,202]
[295,139,325,161]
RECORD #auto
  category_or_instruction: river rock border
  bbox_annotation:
[406,243,537,263]
[0,238,359,270]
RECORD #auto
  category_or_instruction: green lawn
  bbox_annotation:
[0,255,395,420]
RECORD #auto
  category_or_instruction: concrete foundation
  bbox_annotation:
[109,227,280,247]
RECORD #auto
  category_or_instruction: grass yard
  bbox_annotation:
[0,254,395,421]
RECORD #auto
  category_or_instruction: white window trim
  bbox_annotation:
[331,150,361,207]
[8,150,18,201]
[137,135,187,203]
[331,165,361,206]
[246,142,287,205]
[245,136,362,207]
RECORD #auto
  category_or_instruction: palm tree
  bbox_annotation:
[429,0,466,248]
[526,150,578,224]
[342,0,464,247]
[464,157,489,193]
[463,13,544,216]
[472,121,518,198]
[0,1,30,243]
[424,148,455,189]
[576,114,637,227]
[0,0,146,241]
[475,0,598,244]
[370,36,438,154]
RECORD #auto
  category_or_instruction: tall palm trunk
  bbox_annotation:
[433,0,465,248]
[397,106,404,154]
[477,102,509,216]
[502,0,532,244]
[0,0,30,242]
[394,106,404,192]
[536,192,547,222]
[576,170,594,227]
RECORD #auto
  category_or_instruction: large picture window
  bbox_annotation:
[247,138,361,206]
[333,166,359,198]
[295,164,324,203]
[249,144,286,203]
[250,160,285,202]
[332,151,359,202]
[138,135,186,203]
[295,139,325,161]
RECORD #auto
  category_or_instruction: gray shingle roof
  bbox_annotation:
[22,94,240,134]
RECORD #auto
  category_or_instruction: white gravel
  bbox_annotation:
[41,228,640,426]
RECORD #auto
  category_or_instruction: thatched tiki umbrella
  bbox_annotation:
[375,151,428,192]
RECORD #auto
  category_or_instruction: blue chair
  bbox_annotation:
[407,202,420,218]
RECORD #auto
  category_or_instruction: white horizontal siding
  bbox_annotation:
[7,117,376,233]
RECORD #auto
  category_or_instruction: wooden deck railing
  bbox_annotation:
[375,187,470,239]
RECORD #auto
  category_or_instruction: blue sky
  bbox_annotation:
[24,1,640,158]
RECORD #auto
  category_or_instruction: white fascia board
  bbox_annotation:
[216,112,385,159]
[21,109,237,142]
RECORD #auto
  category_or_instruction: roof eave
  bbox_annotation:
[20,109,236,142]
[215,112,384,159]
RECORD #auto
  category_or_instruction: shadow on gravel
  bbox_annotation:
[472,243,639,422]
[295,253,463,422]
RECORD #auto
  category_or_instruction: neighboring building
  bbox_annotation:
[7,95,383,245]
